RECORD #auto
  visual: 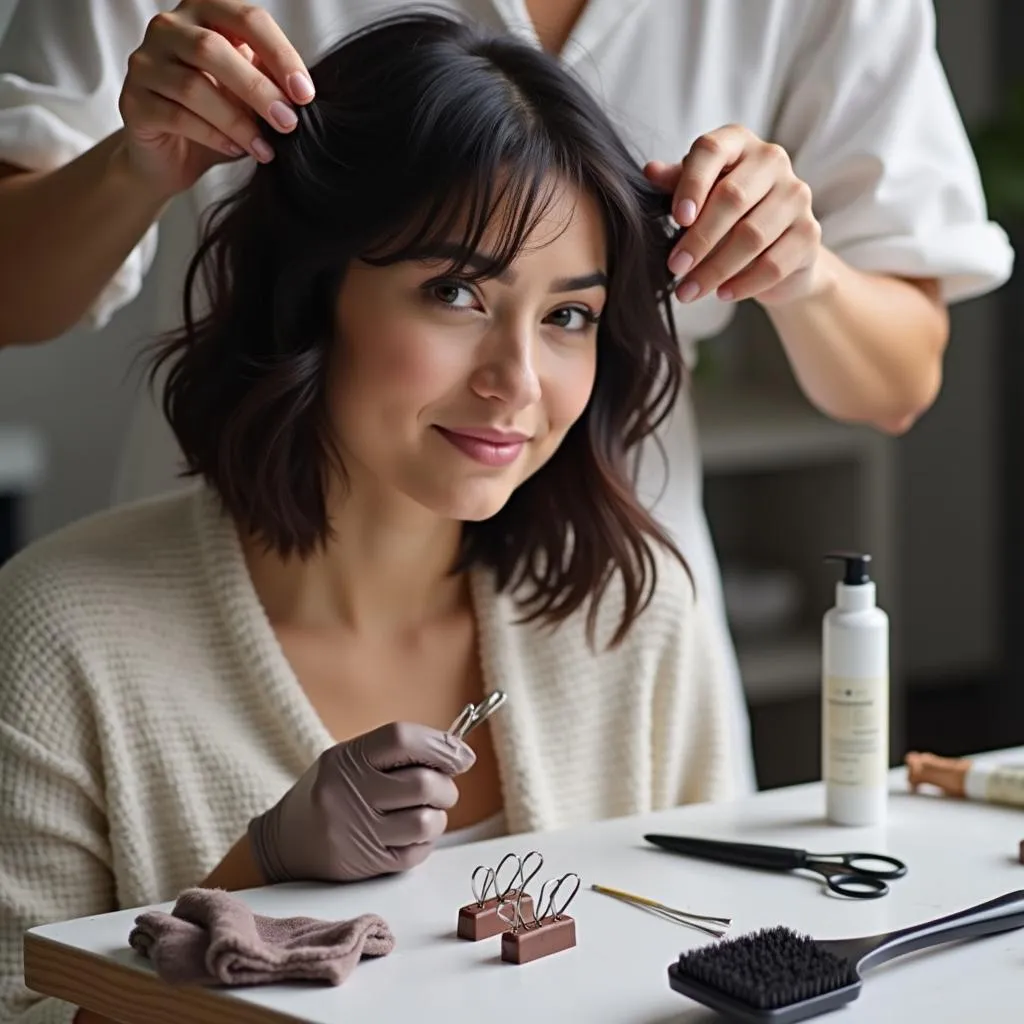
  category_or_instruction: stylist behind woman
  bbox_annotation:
[0,1,1013,793]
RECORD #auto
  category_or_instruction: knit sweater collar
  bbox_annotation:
[189,484,542,834]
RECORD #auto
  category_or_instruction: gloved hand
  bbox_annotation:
[247,721,476,883]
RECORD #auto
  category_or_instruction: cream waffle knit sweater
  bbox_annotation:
[0,485,742,1022]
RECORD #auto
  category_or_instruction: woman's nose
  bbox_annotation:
[471,326,543,408]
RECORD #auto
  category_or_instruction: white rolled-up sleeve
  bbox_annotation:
[772,0,1014,304]
[0,0,162,328]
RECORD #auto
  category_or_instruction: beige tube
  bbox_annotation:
[905,751,1024,808]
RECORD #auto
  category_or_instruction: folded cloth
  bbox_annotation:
[128,887,395,986]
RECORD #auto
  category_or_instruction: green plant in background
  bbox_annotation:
[971,79,1024,223]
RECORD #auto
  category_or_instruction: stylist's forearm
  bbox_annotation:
[0,130,171,348]
[765,247,949,434]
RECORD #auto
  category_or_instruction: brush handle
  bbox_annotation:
[858,890,1024,973]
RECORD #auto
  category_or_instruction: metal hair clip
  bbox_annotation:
[457,850,543,941]
[448,690,507,740]
[496,871,581,964]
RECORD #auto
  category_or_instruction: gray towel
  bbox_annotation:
[128,887,395,986]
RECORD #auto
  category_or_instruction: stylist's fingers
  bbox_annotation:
[147,14,300,138]
[126,48,264,160]
[671,124,749,229]
[121,88,246,159]
[643,159,682,194]
[184,0,315,105]
[712,223,817,303]
[669,156,779,283]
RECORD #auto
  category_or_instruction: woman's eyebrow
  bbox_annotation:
[407,242,511,279]
[408,242,607,293]
[551,270,607,292]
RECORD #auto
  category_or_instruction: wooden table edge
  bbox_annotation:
[23,931,308,1024]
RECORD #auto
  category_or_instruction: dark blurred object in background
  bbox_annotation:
[0,426,45,566]
[976,0,1024,748]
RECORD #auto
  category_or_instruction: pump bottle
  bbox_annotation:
[821,551,889,826]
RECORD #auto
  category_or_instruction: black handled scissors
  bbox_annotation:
[644,834,908,899]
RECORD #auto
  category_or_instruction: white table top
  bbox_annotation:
[28,752,1024,1023]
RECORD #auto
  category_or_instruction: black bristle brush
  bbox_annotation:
[667,890,1024,1022]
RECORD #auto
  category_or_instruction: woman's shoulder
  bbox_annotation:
[634,541,700,631]
[0,487,214,739]
[600,540,699,638]
[0,486,205,641]
[591,541,699,652]
[477,538,698,659]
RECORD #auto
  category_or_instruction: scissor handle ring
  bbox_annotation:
[827,873,890,899]
[839,852,908,880]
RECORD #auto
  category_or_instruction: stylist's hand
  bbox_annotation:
[247,721,476,883]
[645,124,824,308]
[118,0,315,196]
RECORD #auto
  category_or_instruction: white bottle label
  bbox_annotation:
[985,766,1024,808]
[824,675,888,786]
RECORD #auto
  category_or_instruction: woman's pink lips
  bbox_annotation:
[434,426,529,467]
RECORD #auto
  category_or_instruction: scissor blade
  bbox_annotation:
[644,834,807,872]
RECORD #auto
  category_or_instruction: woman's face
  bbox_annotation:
[329,184,605,522]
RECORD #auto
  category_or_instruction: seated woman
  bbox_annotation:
[0,11,745,1021]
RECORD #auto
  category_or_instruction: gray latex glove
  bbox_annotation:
[247,721,476,883]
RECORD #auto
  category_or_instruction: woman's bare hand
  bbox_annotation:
[118,0,315,196]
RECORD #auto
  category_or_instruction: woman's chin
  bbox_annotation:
[419,482,518,523]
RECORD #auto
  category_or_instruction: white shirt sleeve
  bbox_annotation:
[0,0,162,328]
[772,0,1014,303]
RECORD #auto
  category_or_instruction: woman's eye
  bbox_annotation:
[547,306,597,331]
[431,282,477,309]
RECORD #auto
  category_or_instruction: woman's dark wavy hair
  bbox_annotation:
[148,8,690,647]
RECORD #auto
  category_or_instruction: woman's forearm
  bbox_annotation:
[765,246,950,435]
[200,832,267,891]
[0,130,172,348]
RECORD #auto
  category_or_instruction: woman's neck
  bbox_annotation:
[242,485,467,637]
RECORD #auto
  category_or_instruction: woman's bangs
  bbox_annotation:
[361,145,573,280]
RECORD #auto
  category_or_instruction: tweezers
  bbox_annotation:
[448,690,507,739]
[590,884,732,938]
